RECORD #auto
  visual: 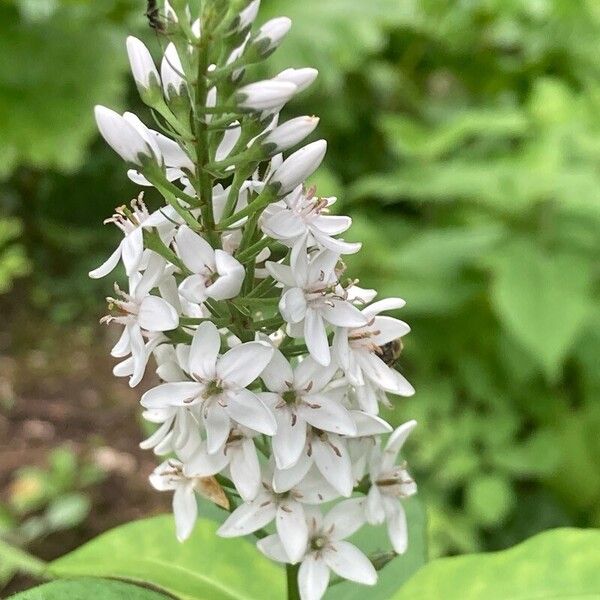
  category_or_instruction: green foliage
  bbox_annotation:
[0,218,29,294]
[392,528,600,599]
[10,578,170,600]
[49,516,286,600]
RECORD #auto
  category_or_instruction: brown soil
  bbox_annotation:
[0,310,170,596]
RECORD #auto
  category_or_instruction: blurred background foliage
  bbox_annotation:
[1,0,599,560]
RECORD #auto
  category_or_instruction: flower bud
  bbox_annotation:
[94,106,160,166]
[269,140,327,194]
[236,80,297,111]
[235,0,260,32]
[259,116,319,154]
[161,43,186,99]
[274,68,318,93]
[126,37,161,104]
[252,17,292,57]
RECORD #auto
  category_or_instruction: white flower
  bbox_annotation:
[126,36,160,91]
[141,321,277,453]
[267,247,368,366]
[253,17,292,54]
[89,194,178,279]
[269,141,327,195]
[184,426,262,502]
[236,80,297,111]
[261,186,360,254]
[365,420,417,554]
[102,255,179,385]
[258,116,320,155]
[218,465,337,563]
[95,106,160,165]
[333,298,414,404]
[258,500,375,600]
[150,458,228,542]
[175,225,245,303]
[274,68,319,93]
[161,43,186,99]
[258,348,356,469]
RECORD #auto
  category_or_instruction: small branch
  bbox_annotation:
[286,563,301,600]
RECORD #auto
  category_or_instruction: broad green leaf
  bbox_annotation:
[49,515,284,600]
[10,578,170,600]
[325,496,427,600]
[490,240,593,379]
[392,528,600,599]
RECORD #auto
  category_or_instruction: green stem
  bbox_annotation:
[217,187,276,230]
[286,563,301,600]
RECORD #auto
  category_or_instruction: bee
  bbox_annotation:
[146,0,165,32]
[378,338,404,367]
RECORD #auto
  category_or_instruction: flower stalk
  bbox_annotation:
[90,2,418,599]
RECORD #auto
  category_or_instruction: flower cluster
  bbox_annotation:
[91,2,417,599]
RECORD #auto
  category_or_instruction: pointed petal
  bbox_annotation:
[384,499,408,554]
[273,408,307,469]
[225,389,277,435]
[382,420,417,471]
[121,228,144,275]
[138,296,179,331]
[304,310,330,366]
[141,382,202,408]
[297,394,356,436]
[279,287,307,323]
[276,500,308,563]
[261,348,294,393]
[273,452,311,493]
[323,498,366,540]
[298,555,330,600]
[218,496,277,537]
[217,341,274,387]
[312,437,353,497]
[229,439,261,501]
[173,485,197,542]
[188,321,220,380]
[324,541,377,585]
[205,403,231,453]
[89,244,122,279]
[257,534,289,563]
[362,298,406,319]
[320,300,368,328]
[175,225,214,272]
[293,355,337,392]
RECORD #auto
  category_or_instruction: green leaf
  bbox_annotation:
[0,4,128,177]
[392,528,600,599]
[325,496,427,600]
[10,578,170,600]
[490,240,593,379]
[49,515,284,600]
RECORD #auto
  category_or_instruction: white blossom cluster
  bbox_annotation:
[91,2,417,598]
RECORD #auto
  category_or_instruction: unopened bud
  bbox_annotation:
[274,68,318,93]
[251,17,292,57]
[126,37,161,104]
[236,80,297,111]
[270,140,327,194]
[259,116,319,154]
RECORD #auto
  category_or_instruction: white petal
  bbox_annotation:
[179,274,208,304]
[384,499,408,554]
[207,251,244,300]
[188,321,220,380]
[298,555,330,600]
[204,402,231,454]
[261,348,294,393]
[121,227,144,275]
[382,420,417,471]
[273,452,312,493]
[257,534,290,563]
[138,296,179,331]
[369,316,410,346]
[312,215,351,235]
[225,389,277,435]
[111,326,131,358]
[362,297,406,319]
[320,300,368,328]
[357,352,414,396]
[89,244,122,279]
[293,356,337,392]
[184,444,228,477]
[263,210,306,240]
[349,411,392,437]
[280,288,307,324]
[173,485,197,542]
[312,437,353,497]
[265,260,296,287]
[229,439,261,501]
[217,341,274,388]
[141,382,202,408]
[324,541,376,585]
[218,496,277,537]
[365,484,386,525]
[323,498,366,540]
[297,394,356,436]
[304,310,330,366]
[276,500,308,563]
[175,225,214,273]
[273,408,307,469]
